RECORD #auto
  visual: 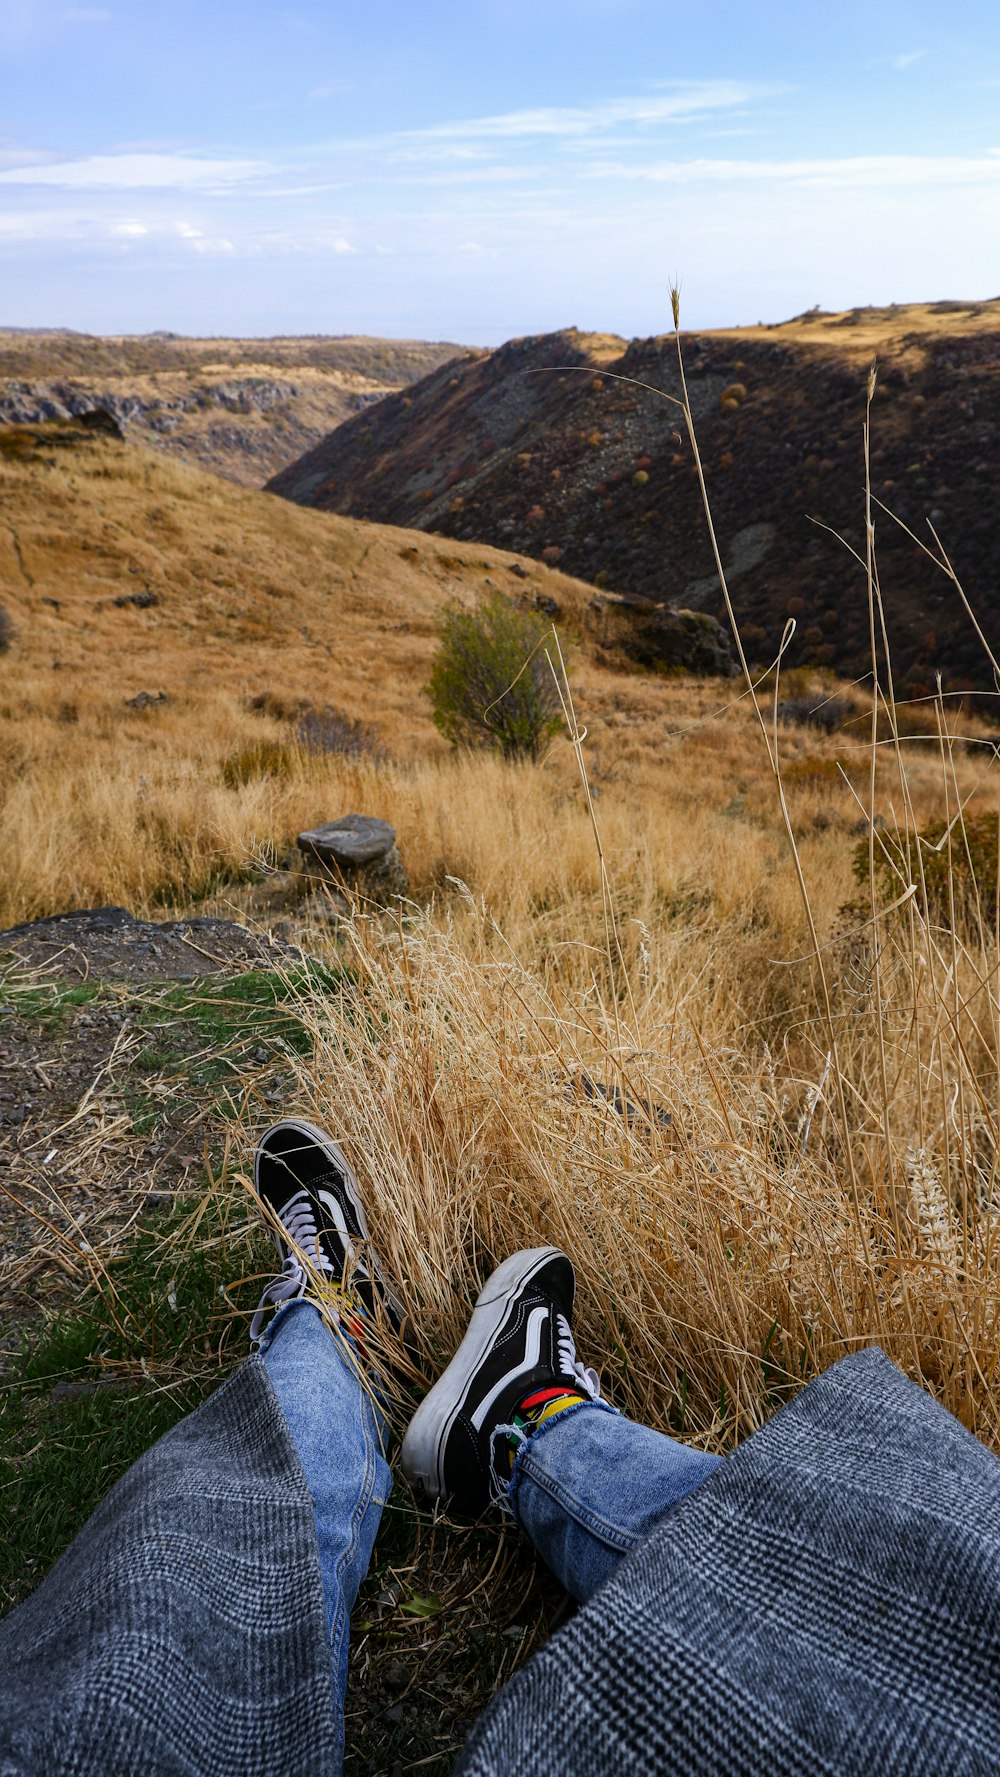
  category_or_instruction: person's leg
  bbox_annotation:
[258,1299,392,1733]
[251,1119,404,1770]
[507,1398,721,1602]
[401,1247,722,1603]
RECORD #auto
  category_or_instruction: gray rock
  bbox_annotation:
[591,594,736,677]
[296,815,408,905]
[297,814,397,868]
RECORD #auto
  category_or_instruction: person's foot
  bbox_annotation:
[249,1118,405,1343]
[400,1247,601,1516]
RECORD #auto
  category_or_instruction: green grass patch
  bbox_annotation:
[140,963,337,1053]
[1,1196,271,1613]
[121,965,341,1132]
[0,973,101,1027]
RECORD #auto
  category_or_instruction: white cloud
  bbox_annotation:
[403,83,773,142]
[890,51,926,71]
[109,219,147,236]
[586,154,1000,189]
[0,153,270,189]
[331,237,356,253]
[308,79,352,101]
[176,221,202,237]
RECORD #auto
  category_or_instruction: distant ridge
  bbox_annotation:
[0,330,465,487]
[267,301,1000,694]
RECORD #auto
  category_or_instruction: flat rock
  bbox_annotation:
[297,814,397,868]
[0,905,294,982]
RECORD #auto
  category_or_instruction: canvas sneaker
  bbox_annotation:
[400,1246,601,1516]
[249,1118,404,1343]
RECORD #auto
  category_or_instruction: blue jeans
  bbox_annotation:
[259,1301,392,1771]
[261,1302,722,1766]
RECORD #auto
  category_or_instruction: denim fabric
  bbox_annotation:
[259,1299,392,1770]
[509,1397,723,1602]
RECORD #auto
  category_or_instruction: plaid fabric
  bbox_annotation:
[458,1347,1000,1775]
[6,1346,1000,1775]
[0,1356,337,1777]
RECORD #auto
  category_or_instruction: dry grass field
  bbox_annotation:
[4,367,1000,1765]
[2,397,999,1431]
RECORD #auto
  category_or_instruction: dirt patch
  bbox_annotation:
[0,908,306,1370]
[0,905,293,983]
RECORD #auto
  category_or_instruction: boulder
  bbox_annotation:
[296,814,408,904]
[589,593,737,677]
[77,406,125,441]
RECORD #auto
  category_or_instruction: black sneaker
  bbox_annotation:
[400,1247,601,1516]
[249,1118,404,1343]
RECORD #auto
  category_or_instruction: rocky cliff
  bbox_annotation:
[0,331,464,487]
[267,302,1000,694]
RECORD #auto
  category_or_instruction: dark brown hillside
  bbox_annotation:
[267,303,1000,694]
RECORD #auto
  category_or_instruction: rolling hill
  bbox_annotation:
[267,301,1000,694]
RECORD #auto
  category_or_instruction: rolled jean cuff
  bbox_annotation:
[507,1395,723,1603]
[507,1396,620,1525]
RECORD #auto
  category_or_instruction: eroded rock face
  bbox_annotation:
[296,815,409,904]
[589,595,737,676]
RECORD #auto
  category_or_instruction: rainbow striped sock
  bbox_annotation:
[507,1386,588,1469]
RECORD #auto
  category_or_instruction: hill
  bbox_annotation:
[0,330,465,487]
[0,415,652,922]
[267,301,1000,695]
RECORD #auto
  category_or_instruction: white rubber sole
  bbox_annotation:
[400,1246,567,1499]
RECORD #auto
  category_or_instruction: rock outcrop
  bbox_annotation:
[296,815,408,908]
[589,598,736,676]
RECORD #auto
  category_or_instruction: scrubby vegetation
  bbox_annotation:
[5,316,1000,1771]
[426,592,563,759]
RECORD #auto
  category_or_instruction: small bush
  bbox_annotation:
[296,705,385,763]
[777,695,851,734]
[0,606,14,653]
[849,813,999,933]
[426,594,563,761]
[222,741,297,787]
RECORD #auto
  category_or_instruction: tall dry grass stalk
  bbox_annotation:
[243,312,1000,1457]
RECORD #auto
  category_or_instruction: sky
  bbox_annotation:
[1,0,999,343]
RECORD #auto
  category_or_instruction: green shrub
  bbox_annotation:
[426,594,563,761]
[849,814,999,933]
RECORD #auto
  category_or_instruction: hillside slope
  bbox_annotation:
[0,416,657,921]
[0,330,465,487]
[268,302,1000,694]
[0,416,603,746]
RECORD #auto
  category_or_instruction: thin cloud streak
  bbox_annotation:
[404,84,777,139]
[0,153,272,188]
[586,154,1000,188]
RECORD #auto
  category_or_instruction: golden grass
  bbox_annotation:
[217,329,1000,1464]
[5,372,1000,1468]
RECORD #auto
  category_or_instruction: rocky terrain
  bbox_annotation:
[0,330,463,486]
[267,301,1000,694]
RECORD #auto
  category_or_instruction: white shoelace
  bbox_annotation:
[250,1189,340,1344]
[555,1312,602,1400]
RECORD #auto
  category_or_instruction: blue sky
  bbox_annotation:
[2,0,999,341]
